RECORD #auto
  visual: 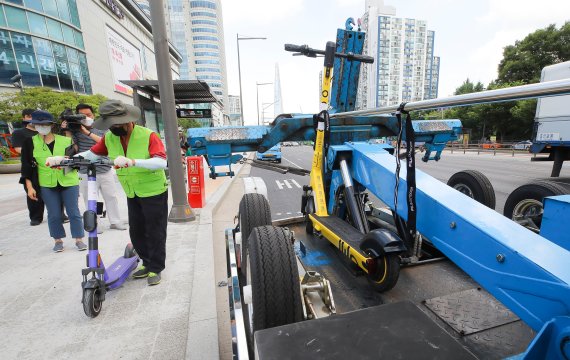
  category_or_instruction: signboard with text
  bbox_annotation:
[106,27,142,96]
[177,109,212,119]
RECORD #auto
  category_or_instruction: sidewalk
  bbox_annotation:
[0,159,245,360]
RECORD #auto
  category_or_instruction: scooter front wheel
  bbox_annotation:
[83,288,103,318]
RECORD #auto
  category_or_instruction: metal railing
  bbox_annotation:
[331,78,570,118]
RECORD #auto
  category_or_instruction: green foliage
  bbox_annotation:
[454,79,485,95]
[177,118,202,130]
[497,22,570,84]
[0,87,107,123]
[0,145,11,159]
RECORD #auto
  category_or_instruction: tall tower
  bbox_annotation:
[274,64,284,115]
[135,0,229,108]
[357,0,440,109]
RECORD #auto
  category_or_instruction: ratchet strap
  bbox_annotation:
[395,103,417,239]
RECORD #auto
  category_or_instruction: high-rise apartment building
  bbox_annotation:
[357,0,440,109]
[135,0,229,109]
[228,94,240,126]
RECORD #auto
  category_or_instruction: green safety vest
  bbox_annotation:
[33,134,79,187]
[105,125,167,198]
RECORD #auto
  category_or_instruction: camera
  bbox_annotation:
[61,112,86,132]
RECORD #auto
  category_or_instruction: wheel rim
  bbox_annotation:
[245,254,254,338]
[512,199,543,232]
[453,183,474,198]
[92,288,102,312]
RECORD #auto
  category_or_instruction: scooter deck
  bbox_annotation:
[255,300,477,359]
[311,214,367,257]
[105,256,138,290]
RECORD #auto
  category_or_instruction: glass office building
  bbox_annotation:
[0,0,91,93]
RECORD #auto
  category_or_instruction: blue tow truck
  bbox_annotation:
[188,20,570,360]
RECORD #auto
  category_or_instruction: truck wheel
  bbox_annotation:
[364,252,400,292]
[243,226,303,351]
[504,180,569,231]
[239,193,272,276]
[447,170,496,209]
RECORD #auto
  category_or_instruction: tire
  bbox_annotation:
[276,159,282,164]
[83,288,103,318]
[305,196,315,234]
[123,243,137,258]
[447,170,496,209]
[504,180,569,230]
[364,252,400,292]
[243,226,303,351]
[239,193,272,276]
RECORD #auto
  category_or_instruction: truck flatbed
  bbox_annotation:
[273,222,535,359]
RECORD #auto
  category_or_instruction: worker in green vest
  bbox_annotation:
[20,110,86,252]
[78,100,168,286]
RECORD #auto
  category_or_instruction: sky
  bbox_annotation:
[221,0,570,125]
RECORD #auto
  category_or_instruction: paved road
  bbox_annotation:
[251,146,570,218]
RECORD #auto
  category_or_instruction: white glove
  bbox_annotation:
[114,156,134,168]
[45,156,66,167]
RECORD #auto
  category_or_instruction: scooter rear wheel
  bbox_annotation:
[83,288,103,318]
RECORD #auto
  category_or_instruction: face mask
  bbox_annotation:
[110,125,128,136]
[81,117,94,127]
[35,125,52,135]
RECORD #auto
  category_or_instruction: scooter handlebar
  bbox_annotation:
[52,157,113,169]
[284,43,374,63]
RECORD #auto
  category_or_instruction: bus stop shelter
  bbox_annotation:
[120,80,221,133]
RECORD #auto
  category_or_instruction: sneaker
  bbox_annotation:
[110,223,127,231]
[133,266,149,279]
[30,220,42,226]
[147,272,161,286]
[75,241,87,251]
[62,215,70,224]
[53,242,64,252]
[97,227,104,234]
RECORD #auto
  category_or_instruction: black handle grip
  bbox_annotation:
[345,52,374,64]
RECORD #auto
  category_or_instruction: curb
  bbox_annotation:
[185,158,251,360]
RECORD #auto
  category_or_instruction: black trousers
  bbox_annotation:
[127,190,168,273]
[23,184,45,222]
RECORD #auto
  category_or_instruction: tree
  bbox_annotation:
[177,118,202,130]
[497,22,570,84]
[0,87,107,123]
[454,79,485,95]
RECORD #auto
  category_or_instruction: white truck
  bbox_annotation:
[503,61,570,230]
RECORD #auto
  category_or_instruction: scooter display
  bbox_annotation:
[57,157,138,317]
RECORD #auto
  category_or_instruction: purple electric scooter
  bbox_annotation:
[58,157,139,318]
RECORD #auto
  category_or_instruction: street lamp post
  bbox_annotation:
[256,82,272,126]
[261,101,276,125]
[237,34,266,126]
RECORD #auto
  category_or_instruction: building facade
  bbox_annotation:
[0,0,91,94]
[0,0,181,108]
[136,0,229,110]
[228,94,240,126]
[357,0,440,109]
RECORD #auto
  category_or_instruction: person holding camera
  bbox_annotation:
[61,104,125,233]
[20,110,86,252]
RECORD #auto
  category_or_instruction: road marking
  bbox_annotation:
[290,179,301,188]
[283,157,304,169]
[275,179,302,189]
[276,213,282,216]
[286,212,292,215]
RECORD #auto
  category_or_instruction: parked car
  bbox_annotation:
[256,143,282,163]
[512,140,532,150]
[481,141,502,149]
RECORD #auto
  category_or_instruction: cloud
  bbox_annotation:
[222,0,305,26]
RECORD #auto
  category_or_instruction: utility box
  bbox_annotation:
[187,156,205,208]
